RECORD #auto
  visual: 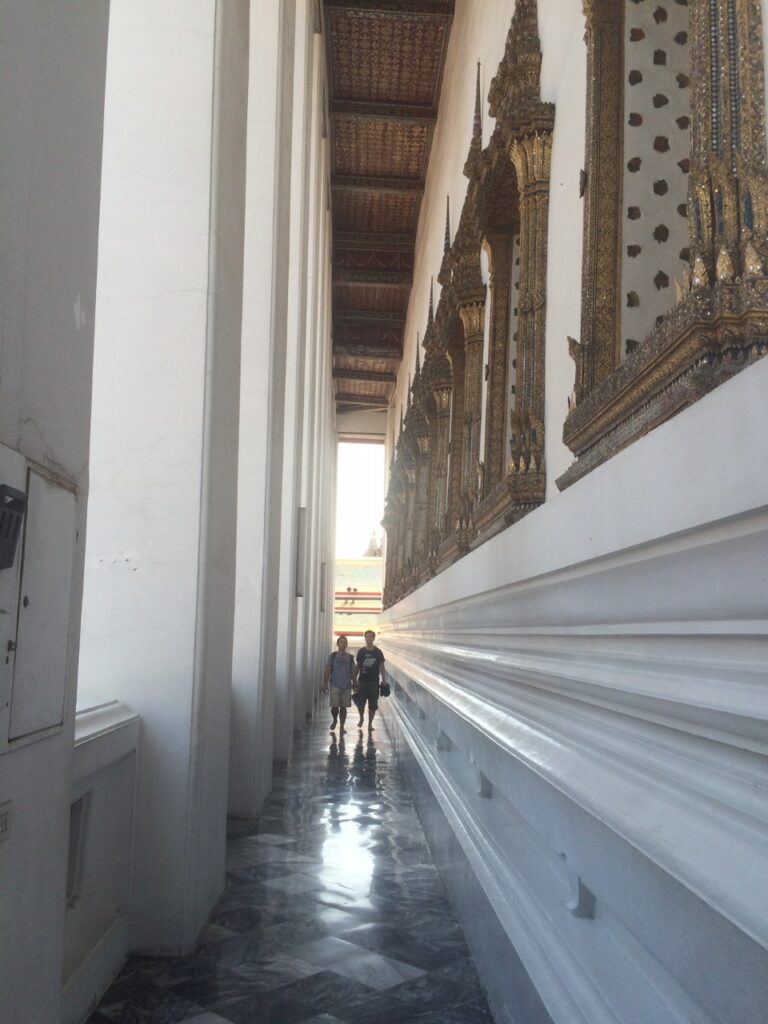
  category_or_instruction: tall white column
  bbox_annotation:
[228,0,297,815]
[79,0,248,952]
[0,5,109,1019]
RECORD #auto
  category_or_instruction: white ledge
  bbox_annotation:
[73,699,140,783]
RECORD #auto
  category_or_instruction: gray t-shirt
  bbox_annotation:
[327,651,354,689]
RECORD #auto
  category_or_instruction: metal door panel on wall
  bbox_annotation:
[9,469,76,741]
[0,446,26,753]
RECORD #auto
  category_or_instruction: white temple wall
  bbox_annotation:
[0,3,109,1021]
[381,355,768,1024]
[79,0,248,953]
[382,2,768,1021]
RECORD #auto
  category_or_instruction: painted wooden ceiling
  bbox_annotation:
[324,0,455,413]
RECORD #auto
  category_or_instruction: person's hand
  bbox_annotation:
[321,684,329,694]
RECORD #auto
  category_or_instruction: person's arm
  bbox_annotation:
[379,650,386,685]
[321,661,331,693]
[351,655,359,688]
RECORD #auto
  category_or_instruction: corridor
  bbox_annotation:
[86,718,495,1024]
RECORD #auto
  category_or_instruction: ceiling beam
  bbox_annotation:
[332,268,411,286]
[333,368,398,384]
[334,309,406,324]
[331,174,425,193]
[334,343,402,360]
[335,231,415,250]
[330,99,437,124]
[325,0,454,15]
[335,393,391,408]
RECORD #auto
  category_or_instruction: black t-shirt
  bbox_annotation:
[356,645,385,683]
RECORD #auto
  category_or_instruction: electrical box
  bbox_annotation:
[0,486,27,570]
[0,444,77,752]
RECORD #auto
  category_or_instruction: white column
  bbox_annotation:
[0,5,109,1020]
[228,0,297,816]
[274,0,316,757]
[79,0,248,952]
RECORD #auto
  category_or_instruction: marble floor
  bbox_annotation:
[87,716,495,1024]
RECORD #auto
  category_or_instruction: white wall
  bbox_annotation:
[0,3,110,1021]
[381,2,768,1020]
[337,410,388,439]
[79,0,248,953]
[381,356,768,1024]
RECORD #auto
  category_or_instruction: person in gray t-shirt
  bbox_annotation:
[321,635,358,733]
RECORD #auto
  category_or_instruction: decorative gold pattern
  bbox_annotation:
[334,117,430,178]
[328,10,449,106]
[561,0,768,488]
[325,2,455,408]
[577,0,624,395]
[384,0,552,607]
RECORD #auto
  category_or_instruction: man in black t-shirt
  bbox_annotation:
[355,629,386,733]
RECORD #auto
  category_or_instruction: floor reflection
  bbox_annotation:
[88,717,495,1024]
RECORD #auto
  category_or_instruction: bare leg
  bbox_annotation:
[330,707,338,731]
[368,707,376,733]
[339,707,347,733]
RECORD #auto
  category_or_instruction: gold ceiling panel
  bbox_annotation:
[333,281,410,313]
[332,188,422,235]
[327,9,449,106]
[324,0,455,408]
[334,116,430,179]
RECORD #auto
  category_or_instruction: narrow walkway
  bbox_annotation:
[88,717,495,1024]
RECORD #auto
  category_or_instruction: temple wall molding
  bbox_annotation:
[379,355,768,1022]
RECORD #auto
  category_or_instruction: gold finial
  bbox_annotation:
[691,253,709,289]
[744,241,763,278]
[716,246,734,283]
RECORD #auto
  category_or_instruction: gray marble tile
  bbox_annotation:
[177,1014,233,1024]
[295,1016,345,1024]
[330,949,425,991]
[88,718,495,1024]
[248,832,295,845]
[288,936,364,968]
[262,872,324,894]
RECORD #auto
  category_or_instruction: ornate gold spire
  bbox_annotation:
[489,0,543,122]
[473,62,482,140]
[465,63,483,177]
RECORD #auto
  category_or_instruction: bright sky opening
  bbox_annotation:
[335,441,385,559]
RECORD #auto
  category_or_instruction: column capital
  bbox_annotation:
[509,130,553,193]
[458,300,485,341]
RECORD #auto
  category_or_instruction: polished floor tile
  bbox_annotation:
[89,718,494,1023]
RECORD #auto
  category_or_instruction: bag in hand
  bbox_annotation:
[379,682,391,698]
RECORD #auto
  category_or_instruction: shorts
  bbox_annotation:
[330,687,352,708]
[357,679,379,712]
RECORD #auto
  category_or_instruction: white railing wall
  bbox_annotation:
[378,357,768,1024]
[62,701,140,1024]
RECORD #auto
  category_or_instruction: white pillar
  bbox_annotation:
[0,3,109,1020]
[79,0,248,953]
[228,0,297,815]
